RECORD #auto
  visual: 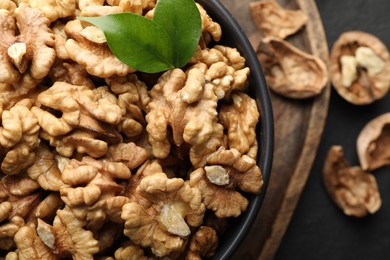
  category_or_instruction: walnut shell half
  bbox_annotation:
[323,145,381,217]
[357,112,390,171]
[249,0,307,39]
[258,36,328,99]
[330,31,390,105]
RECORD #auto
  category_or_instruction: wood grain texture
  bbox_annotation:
[218,0,331,259]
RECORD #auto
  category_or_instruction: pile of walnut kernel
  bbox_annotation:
[0,0,263,259]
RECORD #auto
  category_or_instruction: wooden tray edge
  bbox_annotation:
[258,0,331,259]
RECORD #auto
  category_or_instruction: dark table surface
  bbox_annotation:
[275,0,390,259]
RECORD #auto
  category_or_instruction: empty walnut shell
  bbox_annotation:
[323,145,381,217]
[330,31,390,105]
[258,36,328,99]
[249,0,307,39]
[357,112,390,171]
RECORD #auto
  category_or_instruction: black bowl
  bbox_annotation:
[196,0,274,259]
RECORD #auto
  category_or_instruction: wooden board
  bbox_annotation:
[218,0,331,259]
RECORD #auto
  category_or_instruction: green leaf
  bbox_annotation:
[79,14,175,73]
[153,0,202,68]
[78,0,202,73]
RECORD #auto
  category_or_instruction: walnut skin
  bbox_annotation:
[0,0,16,12]
[51,21,70,60]
[145,68,186,158]
[34,207,100,259]
[79,0,156,15]
[48,62,95,89]
[13,225,56,259]
[121,169,205,257]
[60,156,130,208]
[33,81,122,143]
[0,216,25,251]
[323,146,381,217]
[0,173,51,250]
[357,113,390,171]
[190,46,249,100]
[59,156,132,230]
[105,0,156,14]
[42,130,109,159]
[79,4,123,17]
[189,168,247,218]
[186,226,218,260]
[258,36,328,99]
[114,241,150,260]
[122,160,163,201]
[93,222,123,253]
[189,122,224,168]
[35,93,122,159]
[32,82,81,136]
[219,92,259,155]
[0,177,62,229]
[34,192,64,221]
[249,0,307,39]
[190,147,262,218]
[206,147,263,194]
[0,4,55,85]
[1,174,40,197]
[0,99,40,175]
[196,3,221,42]
[106,74,150,138]
[76,112,122,145]
[78,0,105,10]
[27,144,68,191]
[76,86,122,125]
[20,0,76,22]
[65,20,135,78]
[330,31,390,105]
[106,142,149,170]
[146,68,222,163]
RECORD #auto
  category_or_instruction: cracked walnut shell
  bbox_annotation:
[323,145,381,217]
[357,112,390,171]
[330,31,390,105]
[258,36,328,99]
[249,0,307,39]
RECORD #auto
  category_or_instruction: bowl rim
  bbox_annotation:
[195,0,274,259]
